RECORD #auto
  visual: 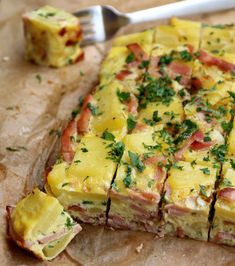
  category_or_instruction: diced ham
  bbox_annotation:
[68,204,85,212]
[175,130,213,160]
[61,119,77,162]
[154,166,166,186]
[190,140,214,151]
[77,94,93,134]
[126,93,138,115]
[215,231,235,242]
[115,70,132,81]
[167,61,192,86]
[133,123,148,133]
[190,77,203,94]
[144,155,167,165]
[129,189,160,204]
[148,56,161,78]
[127,43,148,62]
[218,187,235,202]
[198,50,235,72]
[38,224,82,245]
[186,44,194,54]
[165,204,191,216]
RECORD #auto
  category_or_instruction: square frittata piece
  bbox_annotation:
[23,5,83,67]
[162,160,217,241]
[7,189,81,260]
[108,127,174,232]
[46,134,121,225]
[210,161,235,246]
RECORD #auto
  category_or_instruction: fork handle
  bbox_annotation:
[124,0,235,24]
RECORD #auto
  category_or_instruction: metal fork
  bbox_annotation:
[75,0,235,46]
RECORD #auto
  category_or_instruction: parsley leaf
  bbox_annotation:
[125,53,135,64]
[211,144,227,163]
[175,120,198,145]
[107,142,125,163]
[230,159,235,170]
[221,121,232,134]
[117,89,130,103]
[128,151,145,172]
[127,115,137,132]
[102,130,115,141]
[65,217,74,229]
[221,178,233,187]
[179,50,192,61]
[123,165,133,188]
[200,168,210,175]
[87,103,101,116]
[199,185,208,198]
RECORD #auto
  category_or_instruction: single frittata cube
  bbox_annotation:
[108,127,173,232]
[7,189,81,260]
[162,160,217,241]
[23,5,83,67]
[210,161,235,246]
[46,134,121,225]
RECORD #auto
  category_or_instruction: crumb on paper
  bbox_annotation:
[2,56,10,62]
[135,243,144,254]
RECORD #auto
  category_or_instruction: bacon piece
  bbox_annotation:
[61,119,77,162]
[218,187,235,202]
[144,155,167,165]
[167,61,192,86]
[126,94,138,115]
[127,43,148,62]
[165,204,191,216]
[190,77,203,94]
[38,225,81,245]
[190,140,214,151]
[68,205,85,212]
[129,190,160,205]
[133,123,148,133]
[187,44,194,54]
[175,130,213,160]
[115,70,132,81]
[198,50,235,72]
[77,94,93,134]
[148,56,161,78]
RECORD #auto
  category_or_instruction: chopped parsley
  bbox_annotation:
[221,121,233,134]
[87,103,101,116]
[211,144,227,163]
[143,142,162,151]
[82,200,93,204]
[81,147,88,153]
[102,130,115,141]
[174,120,198,145]
[178,88,186,98]
[159,54,173,65]
[172,162,184,170]
[144,111,162,126]
[128,151,145,172]
[125,53,135,64]
[203,136,212,142]
[228,91,235,103]
[127,115,137,132]
[200,168,210,175]
[139,60,149,69]
[221,178,233,187]
[199,185,208,198]
[138,75,175,107]
[230,159,235,170]
[107,142,125,163]
[65,217,74,229]
[191,160,197,167]
[123,165,133,188]
[62,182,70,187]
[116,89,130,103]
[74,160,81,164]
[111,181,120,192]
[179,50,192,61]
[148,179,155,188]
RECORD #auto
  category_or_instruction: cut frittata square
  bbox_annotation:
[210,161,235,246]
[23,5,83,67]
[108,127,174,232]
[7,189,81,260]
[46,134,121,225]
[162,160,217,241]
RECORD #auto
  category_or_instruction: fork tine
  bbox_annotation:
[73,9,92,18]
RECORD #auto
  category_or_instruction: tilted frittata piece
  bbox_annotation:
[7,189,81,260]
[23,5,83,67]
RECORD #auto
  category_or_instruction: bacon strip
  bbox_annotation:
[218,187,235,202]
[175,130,214,160]
[127,43,148,62]
[165,204,191,216]
[198,50,235,72]
[167,61,192,86]
[77,94,93,134]
[115,70,132,80]
[61,119,77,162]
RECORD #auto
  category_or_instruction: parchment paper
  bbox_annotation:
[0,0,235,265]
